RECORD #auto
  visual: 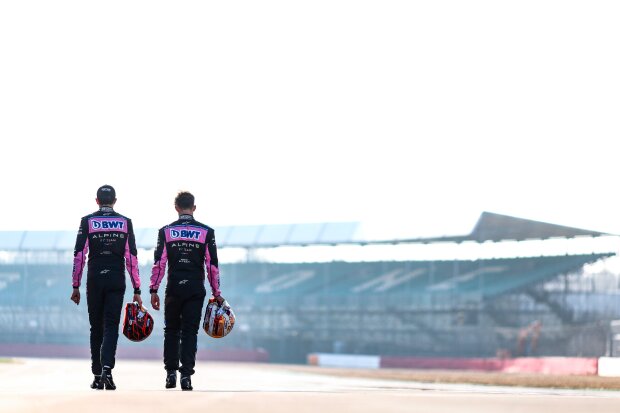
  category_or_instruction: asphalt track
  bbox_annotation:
[2,358,620,413]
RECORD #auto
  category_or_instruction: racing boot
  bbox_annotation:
[99,366,116,390]
[166,370,177,389]
[90,375,101,389]
[180,376,193,391]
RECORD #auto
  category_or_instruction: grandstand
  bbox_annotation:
[0,212,619,363]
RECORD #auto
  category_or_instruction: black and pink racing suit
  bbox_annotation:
[72,206,141,375]
[150,213,220,376]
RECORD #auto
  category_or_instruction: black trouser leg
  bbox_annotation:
[86,282,104,375]
[100,286,125,370]
[179,294,206,377]
[163,293,182,372]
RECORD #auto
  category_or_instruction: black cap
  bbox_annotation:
[96,185,116,204]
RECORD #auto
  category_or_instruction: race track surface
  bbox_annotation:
[1,358,620,413]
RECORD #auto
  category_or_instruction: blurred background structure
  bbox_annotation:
[1,211,619,363]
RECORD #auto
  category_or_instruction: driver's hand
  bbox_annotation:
[133,294,143,308]
[215,295,225,306]
[71,288,80,305]
[151,293,160,311]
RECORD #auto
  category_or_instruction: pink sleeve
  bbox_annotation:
[205,246,221,297]
[124,242,141,289]
[150,244,167,292]
[72,238,89,288]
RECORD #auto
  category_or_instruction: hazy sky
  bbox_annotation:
[1,1,618,240]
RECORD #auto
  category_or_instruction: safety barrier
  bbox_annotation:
[307,353,380,369]
[309,353,600,376]
[598,357,620,377]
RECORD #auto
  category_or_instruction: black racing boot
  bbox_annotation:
[90,375,101,389]
[180,376,193,391]
[99,367,116,390]
[165,370,177,389]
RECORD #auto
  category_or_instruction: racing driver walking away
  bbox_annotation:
[150,191,224,391]
[70,185,142,390]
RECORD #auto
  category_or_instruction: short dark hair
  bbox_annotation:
[175,191,195,209]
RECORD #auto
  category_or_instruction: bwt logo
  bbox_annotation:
[92,220,125,230]
[170,229,201,240]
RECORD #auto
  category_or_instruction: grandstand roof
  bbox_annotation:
[0,213,609,251]
[393,212,608,244]
[469,212,607,241]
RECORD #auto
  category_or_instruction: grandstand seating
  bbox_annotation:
[0,253,613,362]
[0,212,614,362]
[222,254,611,301]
